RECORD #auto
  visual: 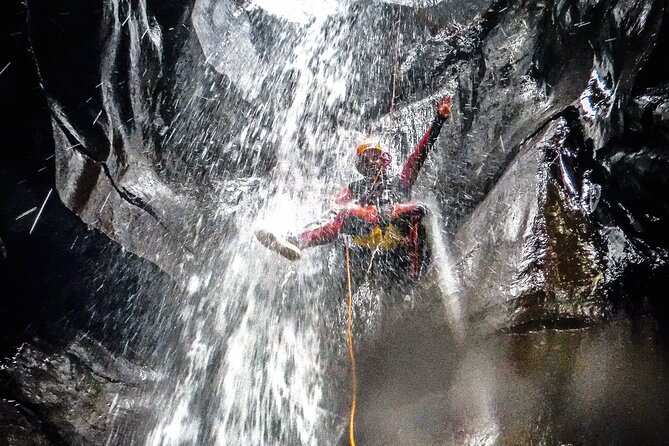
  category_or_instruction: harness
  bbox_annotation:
[351,224,405,250]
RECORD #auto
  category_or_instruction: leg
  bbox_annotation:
[298,205,379,247]
[256,205,380,260]
[389,203,427,277]
[296,212,348,248]
[389,203,426,221]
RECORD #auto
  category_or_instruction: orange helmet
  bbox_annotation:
[355,141,392,174]
[356,141,384,157]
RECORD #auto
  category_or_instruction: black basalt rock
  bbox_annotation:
[355,0,669,443]
[0,336,156,446]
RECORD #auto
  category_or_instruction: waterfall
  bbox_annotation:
[75,0,464,444]
[98,0,393,444]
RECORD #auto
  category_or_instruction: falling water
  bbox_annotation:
[83,0,466,444]
[147,2,361,444]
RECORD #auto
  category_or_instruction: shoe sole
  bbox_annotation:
[255,229,302,261]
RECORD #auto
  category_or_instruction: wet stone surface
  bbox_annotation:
[0,337,155,446]
[355,317,669,445]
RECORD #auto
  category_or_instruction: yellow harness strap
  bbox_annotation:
[351,224,406,250]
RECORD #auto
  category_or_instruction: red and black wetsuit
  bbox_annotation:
[295,113,447,278]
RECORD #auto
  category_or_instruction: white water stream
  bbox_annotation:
[95,1,465,444]
[148,2,372,444]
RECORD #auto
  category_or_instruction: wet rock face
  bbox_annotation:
[0,337,155,446]
[448,115,610,331]
[355,0,669,442]
[356,317,669,445]
[369,0,667,335]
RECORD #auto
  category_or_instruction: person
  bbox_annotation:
[256,96,452,279]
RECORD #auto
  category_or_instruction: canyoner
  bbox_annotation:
[254,94,452,445]
[256,95,453,283]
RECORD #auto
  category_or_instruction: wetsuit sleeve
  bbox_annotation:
[399,114,446,190]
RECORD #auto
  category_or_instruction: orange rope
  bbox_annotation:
[390,10,402,112]
[345,243,357,446]
[371,165,384,189]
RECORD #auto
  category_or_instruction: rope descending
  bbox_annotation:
[345,242,357,446]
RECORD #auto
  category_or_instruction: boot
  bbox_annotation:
[255,229,302,261]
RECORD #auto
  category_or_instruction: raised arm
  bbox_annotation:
[399,96,452,190]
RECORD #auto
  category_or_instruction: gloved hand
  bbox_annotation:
[437,96,452,119]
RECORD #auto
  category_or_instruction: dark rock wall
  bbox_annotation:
[377,0,669,334]
[0,336,156,445]
[354,1,669,443]
[1,4,179,441]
